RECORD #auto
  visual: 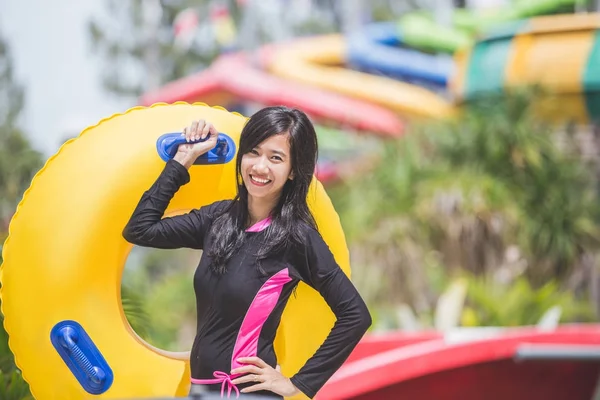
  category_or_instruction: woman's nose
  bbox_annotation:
[253,157,269,173]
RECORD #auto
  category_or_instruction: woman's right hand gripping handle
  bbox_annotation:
[173,119,219,169]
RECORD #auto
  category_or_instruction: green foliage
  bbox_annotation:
[461,275,596,327]
[0,128,43,224]
[122,285,152,340]
[122,247,200,351]
[0,38,43,226]
[0,370,32,400]
[0,312,32,399]
[0,39,24,128]
[431,92,600,280]
[330,89,600,324]
[0,34,41,399]
[0,313,14,372]
[144,271,197,350]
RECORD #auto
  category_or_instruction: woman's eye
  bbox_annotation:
[250,149,259,155]
[272,156,283,161]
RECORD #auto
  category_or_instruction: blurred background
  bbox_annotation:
[2,0,600,398]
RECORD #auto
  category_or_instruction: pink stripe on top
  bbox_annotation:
[245,216,272,232]
[230,268,292,370]
[190,267,292,398]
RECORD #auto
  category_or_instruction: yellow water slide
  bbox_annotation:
[451,13,600,124]
[265,35,454,120]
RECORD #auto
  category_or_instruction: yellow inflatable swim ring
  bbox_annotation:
[0,103,351,399]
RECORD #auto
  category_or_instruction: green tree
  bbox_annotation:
[431,92,600,284]
[0,34,42,400]
[88,0,217,97]
[87,0,352,98]
[330,89,600,323]
[0,39,43,232]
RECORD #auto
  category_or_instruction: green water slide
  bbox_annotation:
[398,0,582,53]
[458,13,600,122]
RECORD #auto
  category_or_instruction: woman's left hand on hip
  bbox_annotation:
[231,356,300,397]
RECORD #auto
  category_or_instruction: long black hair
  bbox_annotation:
[207,106,318,274]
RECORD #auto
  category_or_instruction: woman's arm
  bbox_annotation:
[123,119,223,249]
[290,228,372,398]
[122,159,223,249]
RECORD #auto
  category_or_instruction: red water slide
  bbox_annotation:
[140,53,404,138]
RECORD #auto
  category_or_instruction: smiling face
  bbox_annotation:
[240,133,294,203]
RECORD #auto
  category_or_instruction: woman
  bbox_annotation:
[123,106,371,399]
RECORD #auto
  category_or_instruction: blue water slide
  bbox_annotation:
[347,22,454,88]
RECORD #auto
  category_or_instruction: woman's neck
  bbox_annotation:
[247,195,278,225]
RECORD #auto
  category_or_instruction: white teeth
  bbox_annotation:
[251,175,270,184]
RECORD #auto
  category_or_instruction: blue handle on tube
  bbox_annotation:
[156,132,236,165]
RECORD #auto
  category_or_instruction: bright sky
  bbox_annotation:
[0,0,133,157]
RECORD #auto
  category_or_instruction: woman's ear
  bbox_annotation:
[288,171,295,180]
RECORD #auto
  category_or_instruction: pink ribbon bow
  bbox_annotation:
[191,371,240,398]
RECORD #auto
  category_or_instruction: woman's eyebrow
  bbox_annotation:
[270,149,287,157]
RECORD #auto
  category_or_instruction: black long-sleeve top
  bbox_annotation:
[123,160,372,398]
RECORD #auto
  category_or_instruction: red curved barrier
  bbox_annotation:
[346,330,442,363]
[321,325,600,400]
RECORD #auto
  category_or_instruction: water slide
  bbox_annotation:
[346,0,578,88]
[398,0,579,53]
[141,53,403,137]
[346,22,453,88]
[451,13,600,123]
[264,34,454,120]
